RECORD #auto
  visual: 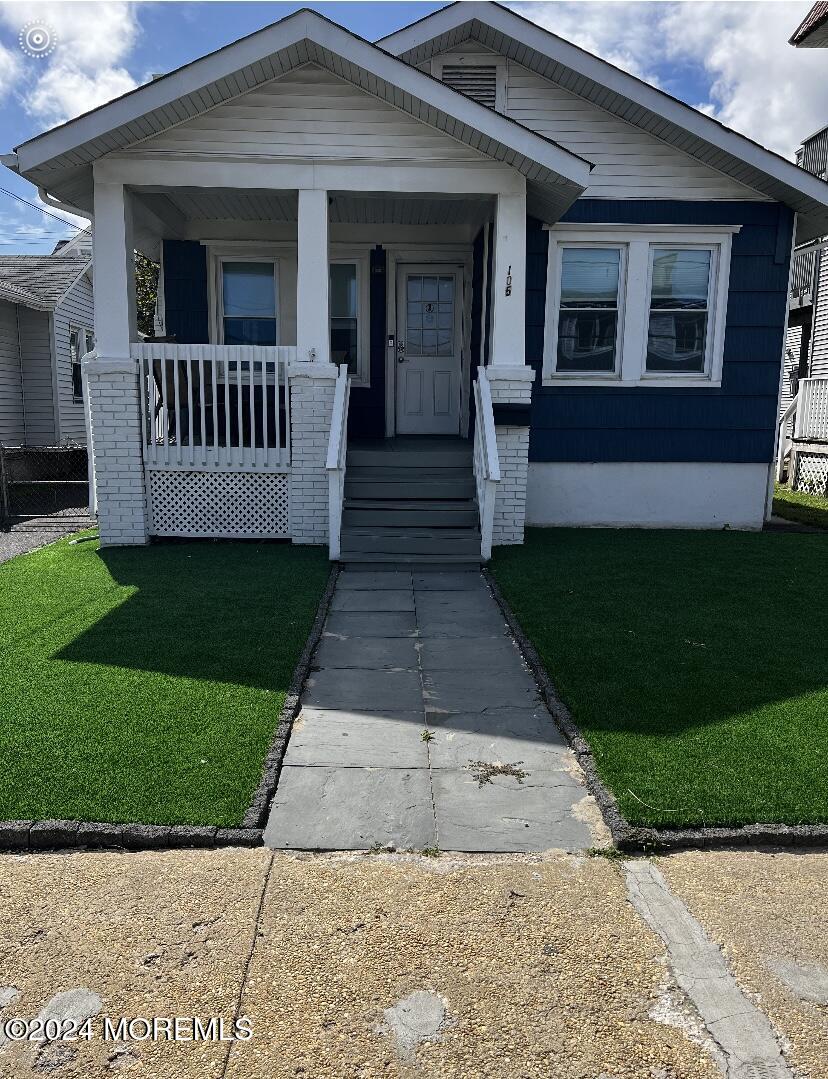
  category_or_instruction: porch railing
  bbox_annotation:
[134,343,294,471]
[472,374,500,562]
[326,365,351,561]
[776,376,828,481]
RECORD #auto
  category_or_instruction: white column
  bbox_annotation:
[92,181,136,359]
[296,188,331,364]
[489,181,527,367]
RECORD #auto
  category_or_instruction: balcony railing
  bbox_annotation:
[134,343,294,472]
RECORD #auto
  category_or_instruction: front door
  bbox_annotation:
[395,265,462,435]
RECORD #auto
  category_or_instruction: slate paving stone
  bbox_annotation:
[423,669,542,713]
[416,606,509,638]
[415,590,495,616]
[337,571,413,591]
[418,636,528,672]
[432,770,592,853]
[264,767,436,850]
[286,708,428,767]
[427,707,569,769]
[324,612,418,638]
[304,668,423,711]
[331,590,415,613]
[314,636,419,670]
[413,571,486,591]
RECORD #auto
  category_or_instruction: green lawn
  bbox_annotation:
[773,483,828,530]
[0,536,329,826]
[491,529,828,829]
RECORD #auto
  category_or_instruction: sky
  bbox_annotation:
[0,0,825,254]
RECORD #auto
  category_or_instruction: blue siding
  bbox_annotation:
[162,240,209,344]
[527,200,793,464]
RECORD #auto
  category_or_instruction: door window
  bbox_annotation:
[406,275,455,357]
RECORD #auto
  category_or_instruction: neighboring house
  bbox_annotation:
[5,3,828,558]
[790,2,828,48]
[0,239,94,447]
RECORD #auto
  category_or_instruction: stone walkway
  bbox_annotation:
[264,566,597,852]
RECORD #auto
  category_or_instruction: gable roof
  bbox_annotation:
[380,1,828,241]
[790,2,828,46]
[0,256,91,312]
[9,8,591,225]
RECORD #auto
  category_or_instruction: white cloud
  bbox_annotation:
[0,35,21,101]
[0,1,139,126]
[510,1,828,159]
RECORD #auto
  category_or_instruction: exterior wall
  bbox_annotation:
[17,306,57,445]
[163,240,209,344]
[487,368,531,545]
[53,272,93,443]
[527,201,793,467]
[0,300,24,445]
[504,63,765,202]
[136,63,492,167]
[810,251,828,377]
[526,462,769,529]
[288,364,338,544]
[781,322,803,420]
[347,245,387,441]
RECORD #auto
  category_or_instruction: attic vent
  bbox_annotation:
[441,65,498,109]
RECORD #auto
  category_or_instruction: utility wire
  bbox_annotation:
[0,186,92,235]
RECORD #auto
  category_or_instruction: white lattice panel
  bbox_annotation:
[794,453,828,497]
[148,471,289,538]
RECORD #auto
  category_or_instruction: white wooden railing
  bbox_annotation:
[326,365,351,560]
[134,343,294,471]
[472,375,500,562]
[776,376,828,481]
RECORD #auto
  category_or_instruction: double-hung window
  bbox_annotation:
[544,227,734,386]
[329,254,370,386]
[220,260,278,345]
[69,326,94,400]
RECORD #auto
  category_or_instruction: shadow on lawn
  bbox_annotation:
[57,544,303,692]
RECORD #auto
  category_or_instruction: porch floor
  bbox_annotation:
[263,564,597,853]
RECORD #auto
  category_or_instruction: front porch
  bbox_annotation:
[87,175,537,559]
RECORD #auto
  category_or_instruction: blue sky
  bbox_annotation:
[0,1,823,254]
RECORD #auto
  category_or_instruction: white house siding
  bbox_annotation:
[810,252,828,378]
[0,300,25,445]
[504,64,765,201]
[53,271,93,443]
[780,322,802,419]
[17,306,57,445]
[134,63,492,166]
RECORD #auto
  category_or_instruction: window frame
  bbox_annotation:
[216,256,280,347]
[547,242,628,379]
[542,225,737,388]
[329,252,371,387]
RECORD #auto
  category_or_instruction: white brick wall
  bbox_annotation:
[288,364,338,544]
[485,367,533,547]
[85,358,149,547]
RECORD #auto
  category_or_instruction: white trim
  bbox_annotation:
[213,256,280,347]
[329,252,370,387]
[542,226,733,387]
[545,223,743,236]
[379,2,828,237]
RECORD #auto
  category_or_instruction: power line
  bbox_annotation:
[0,186,92,235]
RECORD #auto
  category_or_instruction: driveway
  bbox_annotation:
[0,847,822,1078]
[264,566,603,853]
[0,513,95,565]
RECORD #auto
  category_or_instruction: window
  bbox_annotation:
[646,248,712,373]
[555,247,623,373]
[69,326,93,400]
[329,255,370,386]
[543,227,734,386]
[220,261,278,345]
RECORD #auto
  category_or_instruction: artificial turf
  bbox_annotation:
[0,535,329,826]
[491,528,828,829]
[773,483,828,530]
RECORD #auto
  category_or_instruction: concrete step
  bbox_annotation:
[347,447,472,469]
[342,552,482,565]
[340,526,481,559]
[345,476,476,501]
[343,500,479,529]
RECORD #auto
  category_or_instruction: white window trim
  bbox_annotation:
[214,254,280,347]
[431,52,507,113]
[69,324,93,402]
[329,251,371,388]
[542,225,737,388]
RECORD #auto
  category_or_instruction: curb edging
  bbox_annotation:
[0,562,340,855]
[483,567,828,854]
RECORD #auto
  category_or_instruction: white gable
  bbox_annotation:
[132,64,493,167]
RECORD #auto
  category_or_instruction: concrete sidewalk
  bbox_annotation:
[264,566,600,853]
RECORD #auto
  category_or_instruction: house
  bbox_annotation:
[0,235,93,448]
[790,2,828,48]
[5,2,828,558]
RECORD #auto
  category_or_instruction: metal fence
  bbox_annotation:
[0,446,90,529]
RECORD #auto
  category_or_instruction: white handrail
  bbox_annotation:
[326,365,351,561]
[776,390,799,482]
[473,374,500,561]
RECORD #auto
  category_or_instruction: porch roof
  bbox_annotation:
[380,1,828,242]
[8,8,591,224]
